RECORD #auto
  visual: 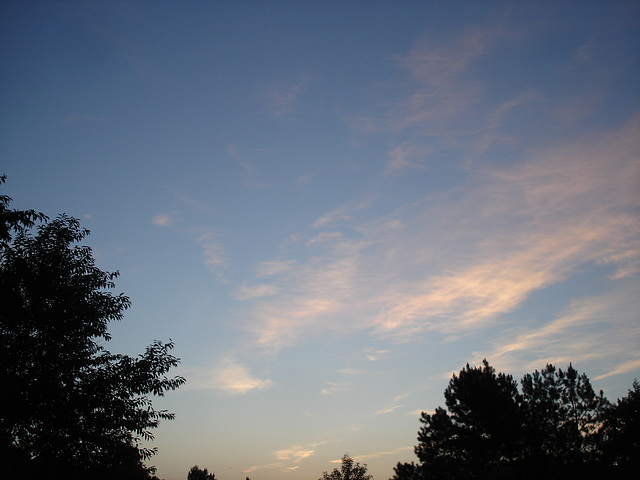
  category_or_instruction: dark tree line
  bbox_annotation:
[0,177,185,480]
[393,360,639,480]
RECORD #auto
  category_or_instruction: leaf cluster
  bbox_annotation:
[0,175,48,247]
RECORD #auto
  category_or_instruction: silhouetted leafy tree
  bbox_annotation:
[188,465,216,480]
[0,175,47,246]
[321,454,373,480]
[0,183,185,479]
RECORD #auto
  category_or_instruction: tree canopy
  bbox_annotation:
[321,454,373,480]
[0,179,185,479]
[187,465,216,480]
[600,380,640,470]
[0,175,47,247]
[393,360,637,480]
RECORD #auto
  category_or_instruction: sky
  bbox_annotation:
[1,1,639,479]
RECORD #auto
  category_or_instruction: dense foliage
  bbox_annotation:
[188,465,217,480]
[0,178,185,479]
[393,360,638,480]
[600,380,640,469]
[321,454,373,480]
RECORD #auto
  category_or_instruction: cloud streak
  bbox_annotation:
[374,404,404,416]
[275,444,320,463]
[482,283,640,378]
[213,357,272,395]
[384,25,506,151]
[237,112,639,354]
[245,441,329,474]
[184,357,272,395]
[152,214,174,227]
[260,74,313,119]
[198,232,228,276]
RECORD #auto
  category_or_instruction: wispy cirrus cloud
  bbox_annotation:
[380,26,539,175]
[152,214,174,227]
[388,26,505,135]
[198,232,228,276]
[237,112,639,353]
[321,367,368,396]
[257,259,297,277]
[187,357,272,395]
[480,283,640,379]
[260,74,313,119]
[386,142,432,173]
[380,23,616,176]
[373,404,404,416]
[363,347,391,362]
[151,207,230,279]
[312,200,371,229]
[402,27,502,88]
[320,381,347,396]
[275,443,325,463]
[245,248,363,350]
[235,283,280,300]
[226,143,276,189]
[595,357,640,381]
[475,90,539,153]
[375,114,640,340]
[245,441,329,474]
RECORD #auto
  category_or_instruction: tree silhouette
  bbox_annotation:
[0,175,47,246]
[321,454,373,480]
[601,380,640,476]
[413,360,523,479]
[188,465,216,480]
[0,182,185,479]
[393,360,631,480]
[521,363,608,469]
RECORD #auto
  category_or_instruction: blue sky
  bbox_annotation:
[1,1,639,479]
